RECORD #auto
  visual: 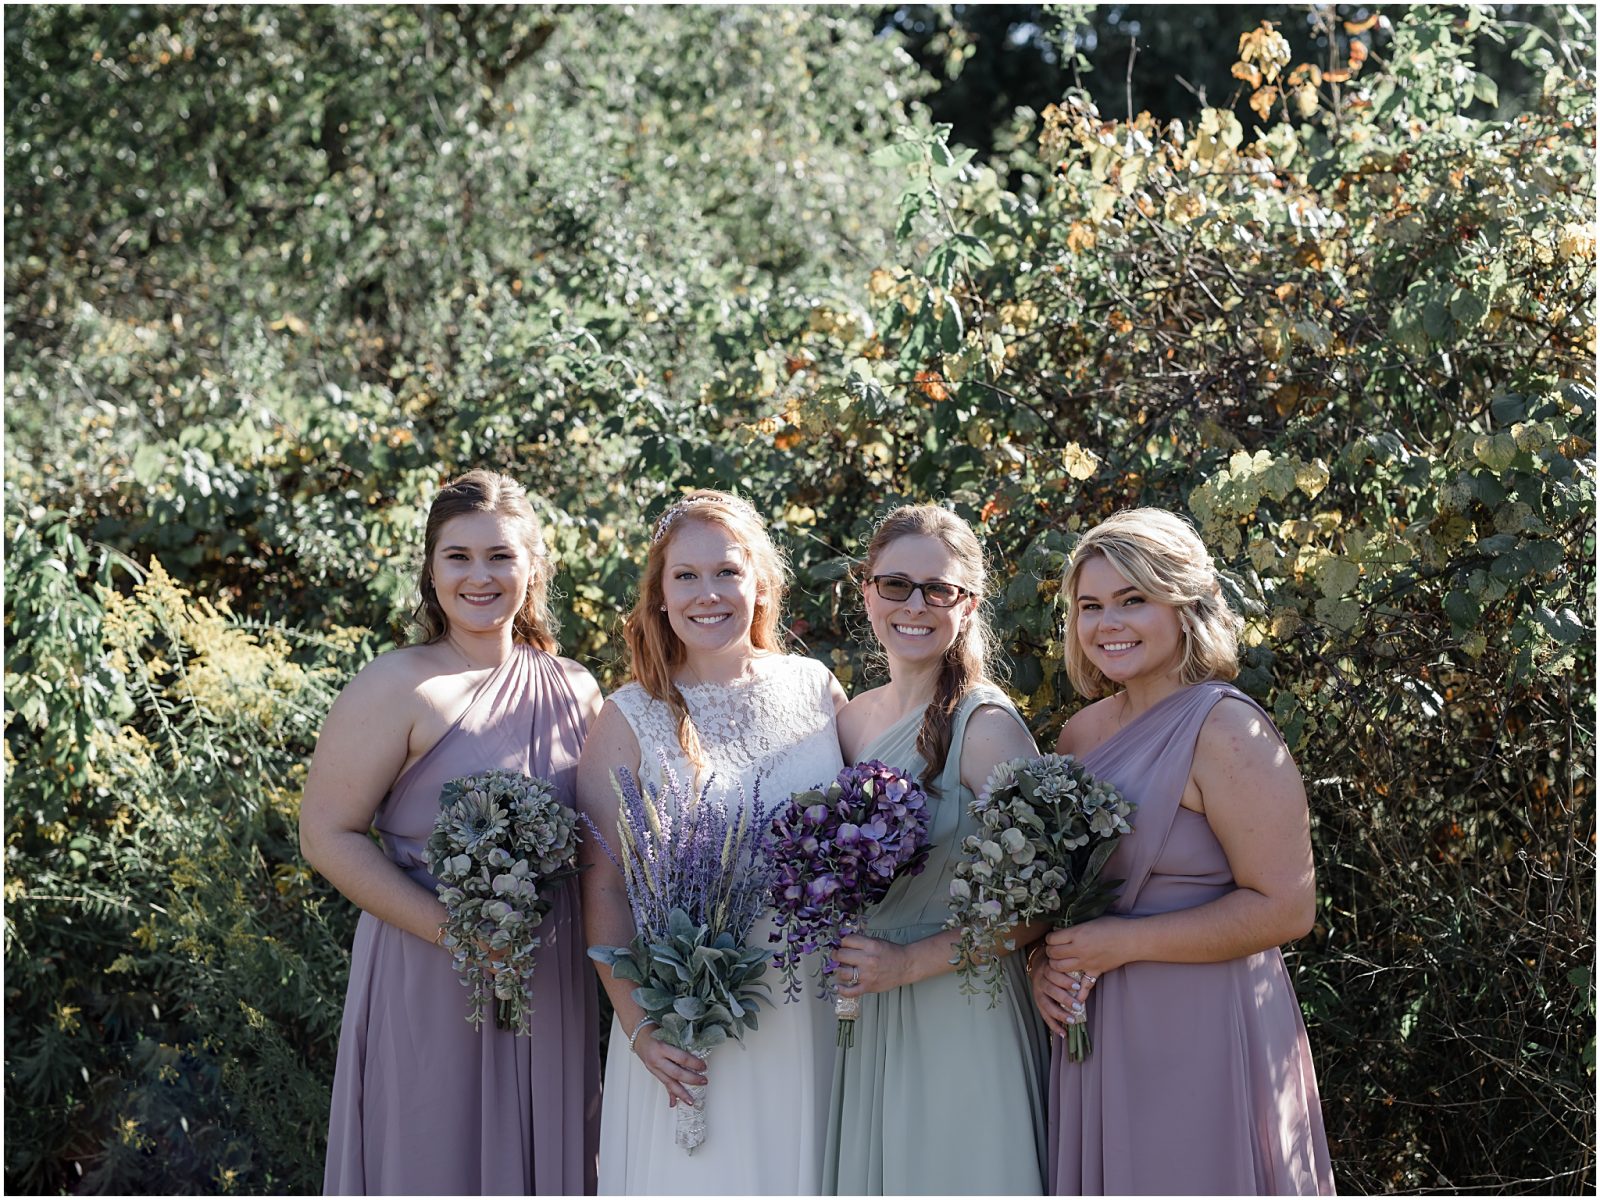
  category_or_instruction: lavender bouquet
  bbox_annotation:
[945,753,1134,1061]
[426,768,583,1036]
[765,760,932,1047]
[585,762,776,1154]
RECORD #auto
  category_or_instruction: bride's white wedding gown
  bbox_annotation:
[597,653,842,1195]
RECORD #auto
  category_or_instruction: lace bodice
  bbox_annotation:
[609,653,843,809]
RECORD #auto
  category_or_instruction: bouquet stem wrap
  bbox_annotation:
[830,986,861,1047]
[1065,977,1093,1062]
[675,1042,712,1153]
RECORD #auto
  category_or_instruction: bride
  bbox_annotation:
[577,490,845,1194]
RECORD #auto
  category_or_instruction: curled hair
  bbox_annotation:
[621,490,789,768]
[1061,507,1240,698]
[411,469,559,652]
[863,504,998,794]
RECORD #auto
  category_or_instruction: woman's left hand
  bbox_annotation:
[832,933,912,996]
[1041,915,1134,979]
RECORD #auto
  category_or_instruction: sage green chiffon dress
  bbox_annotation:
[822,685,1050,1196]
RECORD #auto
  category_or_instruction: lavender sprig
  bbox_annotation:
[584,758,778,1152]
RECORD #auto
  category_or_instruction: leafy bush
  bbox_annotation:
[720,9,1594,1191]
[5,524,370,1192]
[5,4,1593,1194]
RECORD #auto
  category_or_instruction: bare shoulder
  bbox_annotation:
[963,700,1034,753]
[304,645,438,801]
[575,698,642,815]
[837,685,888,762]
[1192,694,1303,813]
[1196,695,1291,769]
[578,697,640,768]
[336,643,438,709]
[958,700,1037,793]
[1054,695,1120,756]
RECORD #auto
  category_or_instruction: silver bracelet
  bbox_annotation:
[627,1016,656,1053]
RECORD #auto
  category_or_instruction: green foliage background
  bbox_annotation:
[5,5,1594,1194]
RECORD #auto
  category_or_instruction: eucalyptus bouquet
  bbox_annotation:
[426,768,583,1036]
[945,753,1134,1061]
[585,762,776,1154]
[765,760,932,1047]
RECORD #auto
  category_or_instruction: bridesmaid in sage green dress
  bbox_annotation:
[823,505,1051,1196]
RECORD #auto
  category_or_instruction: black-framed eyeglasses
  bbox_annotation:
[866,574,972,608]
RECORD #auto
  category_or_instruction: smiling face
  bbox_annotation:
[659,517,761,662]
[1072,553,1187,692]
[428,510,536,640]
[863,533,978,669]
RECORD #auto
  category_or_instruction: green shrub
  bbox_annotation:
[5,527,372,1192]
[5,4,1593,1194]
[712,8,1595,1190]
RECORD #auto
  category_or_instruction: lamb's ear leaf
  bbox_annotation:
[609,956,646,985]
[632,986,675,1011]
[668,908,696,941]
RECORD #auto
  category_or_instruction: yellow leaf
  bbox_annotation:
[269,313,310,336]
[1163,189,1205,226]
[1065,221,1097,254]
[1249,86,1280,121]
[1295,460,1330,498]
[1060,442,1100,481]
[1237,22,1292,83]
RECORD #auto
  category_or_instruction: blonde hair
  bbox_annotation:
[621,490,789,767]
[863,505,998,794]
[412,469,558,652]
[1062,507,1240,698]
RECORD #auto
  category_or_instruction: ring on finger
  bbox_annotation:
[845,965,861,987]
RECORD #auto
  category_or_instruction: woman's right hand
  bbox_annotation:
[633,1028,708,1107]
[1029,950,1097,1039]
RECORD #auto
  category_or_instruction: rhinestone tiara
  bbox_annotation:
[651,493,761,544]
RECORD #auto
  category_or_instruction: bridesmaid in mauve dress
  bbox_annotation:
[301,470,602,1195]
[1032,508,1334,1196]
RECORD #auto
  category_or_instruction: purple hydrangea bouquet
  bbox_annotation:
[945,753,1134,1061]
[765,760,932,1047]
[425,768,584,1036]
[585,762,776,1154]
